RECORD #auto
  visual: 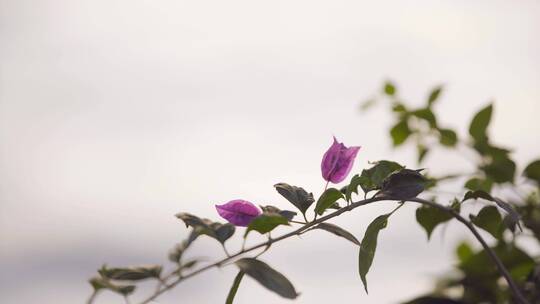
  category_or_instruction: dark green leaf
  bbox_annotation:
[464,177,493,192]
[416,205,452,240]
[358,207,401,293]
[384,81,396,96]
[404,296,465,304]
[213,223,236,244]
[245,213,289,237]
[483,156,516,183]
[427,86,443,107]
[274,183,315,216]
[315,188,344,215]
[390,119,411,146]
[235,258,298,299]
[226,271,245,304]
[359,160,404,193]
[412,108,437,128]
[462,190,493,202]
[345,174,363,202]
[180,259,199,271]
[379,169,426,199]
[470,206,503,239]
[460,243,534,282]
[439,129,457,147]
[469,103,493,143]
[312,223,360,246]
[462,190,521,230]
[89,277,136,295]
[415,204,452,240]
[175,213,236,245]
[260,205,297,221]
[99,265,162,281]
[524,160,540,184]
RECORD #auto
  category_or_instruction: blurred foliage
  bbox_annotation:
[363,81,540,304]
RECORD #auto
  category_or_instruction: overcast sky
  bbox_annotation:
[1,0,540,303]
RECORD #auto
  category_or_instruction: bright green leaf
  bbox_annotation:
[439,128,457,147]
[244,213,289,237]
[384,81,396,96]
[427,86,443,106]
[359,160,404,193]
[315,188,344,215]
[412,108,437,128]
[390,120,411,146]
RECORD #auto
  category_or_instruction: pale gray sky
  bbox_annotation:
[1,0,539,303]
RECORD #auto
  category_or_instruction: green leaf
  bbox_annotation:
[469,103,493,143]
[404,296,465,304]
[89,277,136,296]
[379,169,426,199]
[460,243,534,281]
[462,191,521,232]
[99,265,162,281]
[383,81,396,96]
[235,258,298,299]
[524,160,540,184]
[226,271,245,304]
[482,155,516,183]
[390,119,411,146]
[345,174,363,202]
[274,183,315,216]
[315,188,344,215]
[360,98,377,111]
[359,160,404,193]
[358,206,401,293]
[470,206,503,239]
[415,205,452,240]
[464,177,493,192]
[412,108,437,128]
[456,241,474,263]
[260,205,297,221]
[213,223,236,244]
[427,85,443,107]
[245,213,289,237]
[417,144,429,164]
[439,128,457,147]
[175,213,236,245]
[392,103,407,113]
[312,223,360,246]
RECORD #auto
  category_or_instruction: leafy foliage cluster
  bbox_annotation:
[87,82,540,304]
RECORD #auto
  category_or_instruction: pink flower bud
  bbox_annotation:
[215,200,261,227]
[321,137,361,184]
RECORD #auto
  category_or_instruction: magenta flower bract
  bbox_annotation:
[215,200,261,227]
[321,137,361,183]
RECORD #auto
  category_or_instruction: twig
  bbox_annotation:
[134,196,528,304]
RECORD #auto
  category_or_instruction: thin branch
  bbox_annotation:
[135,196,528,304]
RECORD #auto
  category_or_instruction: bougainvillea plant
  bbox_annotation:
[87,83,540,304]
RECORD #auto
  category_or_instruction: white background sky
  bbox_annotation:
[1,0,539,303]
